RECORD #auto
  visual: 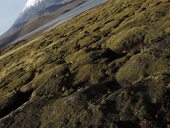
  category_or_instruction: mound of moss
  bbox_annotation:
[0,0,170,128]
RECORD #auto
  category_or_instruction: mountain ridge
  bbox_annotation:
[0,0,89,48]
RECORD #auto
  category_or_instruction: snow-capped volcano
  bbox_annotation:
[15,0,62,25]
[14,0,75,25]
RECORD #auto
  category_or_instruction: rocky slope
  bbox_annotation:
[0,0,170,128]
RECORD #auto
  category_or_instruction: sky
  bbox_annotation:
[0,0,27,36]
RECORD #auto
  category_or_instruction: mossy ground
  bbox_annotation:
[0,0,170,128]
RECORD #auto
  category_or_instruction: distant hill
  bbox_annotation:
[0,0,87,48]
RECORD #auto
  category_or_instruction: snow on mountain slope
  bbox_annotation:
[24,0,73,9]
[15,0,74,25]
[24,0,43,9]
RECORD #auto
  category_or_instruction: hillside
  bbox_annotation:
[0,0,170,128]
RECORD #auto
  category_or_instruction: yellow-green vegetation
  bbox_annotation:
[107,26,146,52]
[0,0,170,128]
